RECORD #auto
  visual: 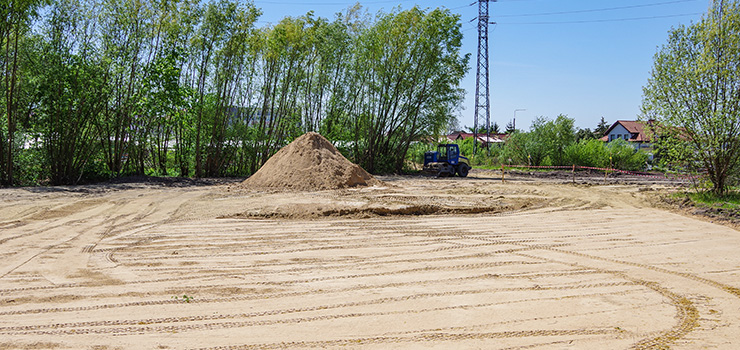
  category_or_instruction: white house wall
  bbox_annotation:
[606,123,652,151]
[607,124,631,142]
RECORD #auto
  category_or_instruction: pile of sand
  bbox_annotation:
[241,132,383,191]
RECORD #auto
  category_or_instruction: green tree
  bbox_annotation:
[564,138,647,171]
[251,15,313,173]
[164,0,200,177]
[1,0,43,185]
[530,115,575,166]
[203,1,260,177]
[499,131,530,165]
[0,2,472,185]
[466,123,499,134]
[575,128,595,142]
[333,7,468,173]
[524,117,552,166]
[504,120,516,134]
[97,0,153,176]
[135,0,198,176]
[499,115,576,166]
[36,0,108,184]
[190,0,232,177]
[594,116,609,137]
[642,0,740,194]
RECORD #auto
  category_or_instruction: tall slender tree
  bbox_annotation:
[594,116,609,137]
[1,0,43,185]
[642,0,740,194]
[36,0,108,184]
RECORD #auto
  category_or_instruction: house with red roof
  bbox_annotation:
[599,120,654,150]
[447,132,508,147]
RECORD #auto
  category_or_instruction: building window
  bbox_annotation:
[624,134,628,140]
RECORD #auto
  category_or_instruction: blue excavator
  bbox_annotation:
[423,144,471,177]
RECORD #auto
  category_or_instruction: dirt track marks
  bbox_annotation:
[1,182,740,349]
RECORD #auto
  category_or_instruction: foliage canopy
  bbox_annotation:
[642,0,740,194]
[0,0,467,186]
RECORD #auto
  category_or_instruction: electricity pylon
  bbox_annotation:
[473,0,495,155]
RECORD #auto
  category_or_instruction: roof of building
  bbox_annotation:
[600,120,652,142]
[448,132,508,143]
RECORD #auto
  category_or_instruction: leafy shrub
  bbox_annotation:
[14,146,48,186]
[565,139,609,168]
[565,139,648,171]
[404,142,429,172]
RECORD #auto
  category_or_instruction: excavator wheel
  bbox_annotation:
[457,164,469,177]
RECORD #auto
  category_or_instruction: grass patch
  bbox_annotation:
[686,191,740,209]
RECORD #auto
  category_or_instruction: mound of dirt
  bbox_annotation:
[241,132,383,191]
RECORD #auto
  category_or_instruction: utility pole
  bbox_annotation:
[473,0,495,155]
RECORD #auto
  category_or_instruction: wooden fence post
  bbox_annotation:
[572,164,575,184]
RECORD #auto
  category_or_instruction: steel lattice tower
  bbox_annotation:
[473,0,494,154]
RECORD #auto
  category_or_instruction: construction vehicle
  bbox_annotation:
[423,144,471,177]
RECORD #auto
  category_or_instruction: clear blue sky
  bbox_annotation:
[252,0,711,132]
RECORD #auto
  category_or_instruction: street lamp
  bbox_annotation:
[513,109,526,132]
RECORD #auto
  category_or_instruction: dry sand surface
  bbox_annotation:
[0,171,739,349]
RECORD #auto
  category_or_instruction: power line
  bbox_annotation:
[499,12,703,25]
[450,3,477,11]
[463,12,701,30]
[494,0,700,18]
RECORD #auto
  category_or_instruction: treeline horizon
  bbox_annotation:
[0,0,468,186]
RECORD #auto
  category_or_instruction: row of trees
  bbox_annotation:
[0,0,468,186]
[463,116,610,141]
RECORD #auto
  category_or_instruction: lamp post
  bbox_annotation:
[513,109,526,132]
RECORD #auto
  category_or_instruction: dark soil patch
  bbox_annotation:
[501,168,692,186]
[660,193,740,228]
[23,176,244,194]
[224,202,529,220]
[319,204,513,217]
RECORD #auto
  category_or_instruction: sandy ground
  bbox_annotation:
[0,170,739,350]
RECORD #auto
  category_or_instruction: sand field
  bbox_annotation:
[0,172,739,349]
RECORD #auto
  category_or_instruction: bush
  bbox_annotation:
[565,139,609,168]
[454,137,476,159]
[405,130,648,173]
[608,139,649,171]
[14,146,48,186]
[498,132,530,165]
[404,142,429,170]
[565,139,648,171]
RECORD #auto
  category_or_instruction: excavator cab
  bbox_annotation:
[423,144,470,177]
[437,144,459,164]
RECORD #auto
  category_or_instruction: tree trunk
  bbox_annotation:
[5,25,21,185]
